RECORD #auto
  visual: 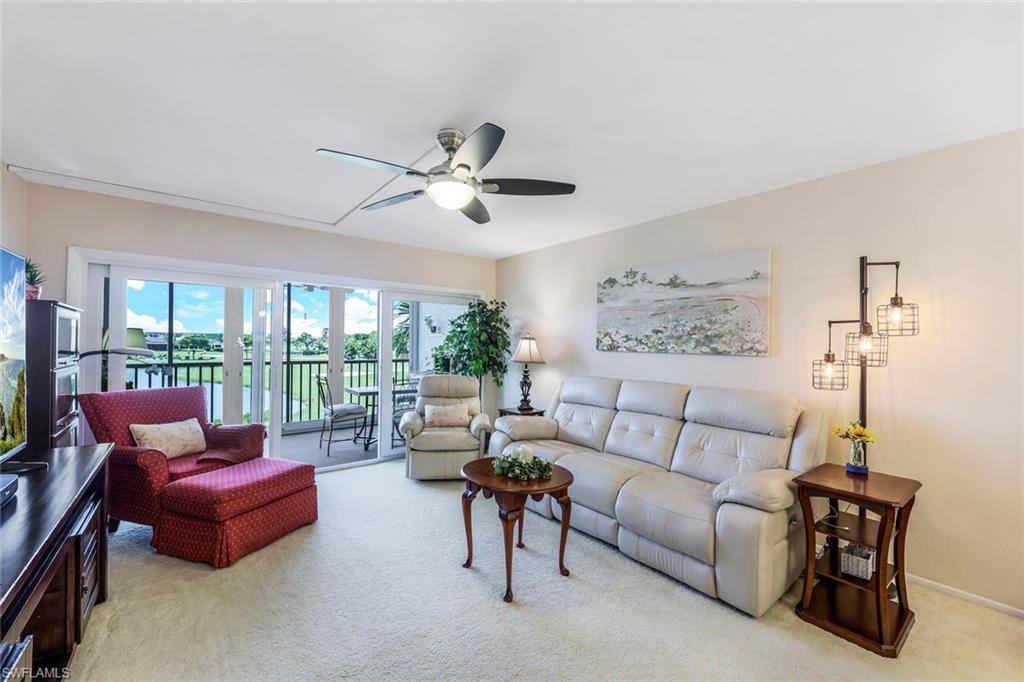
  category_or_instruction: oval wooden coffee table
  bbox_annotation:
[461,457,574,603]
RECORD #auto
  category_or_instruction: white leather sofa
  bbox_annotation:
[400,375,493,480]
[488,376,827,617]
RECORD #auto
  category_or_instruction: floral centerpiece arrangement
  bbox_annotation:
[832,421,878,475]
[493,445,552,481]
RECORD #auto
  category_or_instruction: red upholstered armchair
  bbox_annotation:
[79,385,266,530]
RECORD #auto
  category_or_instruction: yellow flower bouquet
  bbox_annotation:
[831,421,878,444]
[832,421,877,475]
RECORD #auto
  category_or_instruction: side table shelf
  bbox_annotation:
[794,463,922,658]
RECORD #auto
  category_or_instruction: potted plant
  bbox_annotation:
[430,299,511,391]
[24,259,46,300]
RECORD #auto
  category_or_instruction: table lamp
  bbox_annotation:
[512,334,545,411]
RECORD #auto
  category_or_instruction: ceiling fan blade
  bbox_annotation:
[481,179,576,196]
[316,148,428,180]
[459,197,490,224]
[449,123,505,175]
[361,190,424,211]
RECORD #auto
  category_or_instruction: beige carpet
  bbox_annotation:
[71,460,1022,681]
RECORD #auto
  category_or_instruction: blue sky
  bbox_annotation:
[126,280,379,337]
[0,249,25,360]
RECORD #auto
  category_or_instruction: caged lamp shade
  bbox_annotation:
[844,328,889,368]
[812,352,849,391]
[877,296,920,337]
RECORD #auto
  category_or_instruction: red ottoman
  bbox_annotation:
[153,457,318,567]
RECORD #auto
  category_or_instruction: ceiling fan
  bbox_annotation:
[315,123,575,225]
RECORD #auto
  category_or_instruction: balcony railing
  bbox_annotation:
[126,357,411,424]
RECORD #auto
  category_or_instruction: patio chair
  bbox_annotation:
[315,374,369,457]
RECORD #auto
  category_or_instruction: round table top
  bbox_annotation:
[462,457,573,494]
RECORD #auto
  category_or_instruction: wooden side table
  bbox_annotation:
[461,458,573,603]
[794,463,922,658]
[498,407,545,417]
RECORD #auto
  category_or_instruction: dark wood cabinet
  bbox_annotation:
[26,301,81,449]
[1,445,111,679]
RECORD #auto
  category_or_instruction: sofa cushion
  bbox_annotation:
[501,439,596,463]
[616,380,689,420]
[615,472,718,565]
[423,403,470,427]
[552,402,616,451]
[416,395,481,417]
[684,387,800,438]
[604,411,683,469]
[129,417,207,459]
[557,376,621,409]
[410,427,479,451]
[555,451,663,518]
[670,422,792,484]
[166,453,227,481]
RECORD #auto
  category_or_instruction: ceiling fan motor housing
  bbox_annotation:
[436,128,466,156]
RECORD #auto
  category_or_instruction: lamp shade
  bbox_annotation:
[512,335,545,364]
[125,327,148,349]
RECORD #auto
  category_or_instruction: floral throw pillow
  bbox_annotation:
[129,418,207,459]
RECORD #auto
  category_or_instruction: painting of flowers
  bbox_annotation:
[596,249,770,356]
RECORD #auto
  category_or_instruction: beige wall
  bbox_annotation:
[24,184,496,299]
[1,165,27,254]
[496,130,1024,609]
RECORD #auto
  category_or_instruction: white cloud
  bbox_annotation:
[344,295,378,334]
[290,315,326,338]
[126,279,146,291]
[190,290,210,300]
[290,300,306,313]
[0,269,26,359]
[127,308,191,334]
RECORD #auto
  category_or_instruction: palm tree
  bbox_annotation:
[392,300,411,358]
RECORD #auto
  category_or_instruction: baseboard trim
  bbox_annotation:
[906,573,1024,619]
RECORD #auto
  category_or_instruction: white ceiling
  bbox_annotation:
[2,2,1020,259]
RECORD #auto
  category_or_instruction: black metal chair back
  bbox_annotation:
[315,374,333,414]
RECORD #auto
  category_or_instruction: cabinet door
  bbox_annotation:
[71,495,102,642]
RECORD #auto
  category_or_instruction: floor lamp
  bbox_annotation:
[811,256,919,474]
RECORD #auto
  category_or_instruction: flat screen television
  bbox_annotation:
[0,247,27,464]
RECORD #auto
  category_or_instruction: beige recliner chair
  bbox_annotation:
[399,375,493,480]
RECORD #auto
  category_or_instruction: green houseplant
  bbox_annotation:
[24,258,47,300]
[431,299,511,388]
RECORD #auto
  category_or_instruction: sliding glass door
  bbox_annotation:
[377,292,474,458]
[83,258,480,467]
[99,267,281,449]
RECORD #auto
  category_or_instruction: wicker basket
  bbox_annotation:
[841,543,875,580]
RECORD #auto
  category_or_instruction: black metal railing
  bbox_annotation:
[126,357,411,424]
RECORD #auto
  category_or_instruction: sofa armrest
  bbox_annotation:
[469,413,492,439]
[493,415,558,441]
[109,445,170,487]
[201,423,266,464]
[400,411,424,438]
[713,469,798,513]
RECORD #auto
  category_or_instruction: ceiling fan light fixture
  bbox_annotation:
[425,176,476,210]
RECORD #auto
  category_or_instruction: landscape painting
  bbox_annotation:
[0,248,26,455]
[596,249,771,356]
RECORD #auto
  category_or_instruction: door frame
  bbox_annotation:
[67,247,485,460]
[376,290,478,460]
